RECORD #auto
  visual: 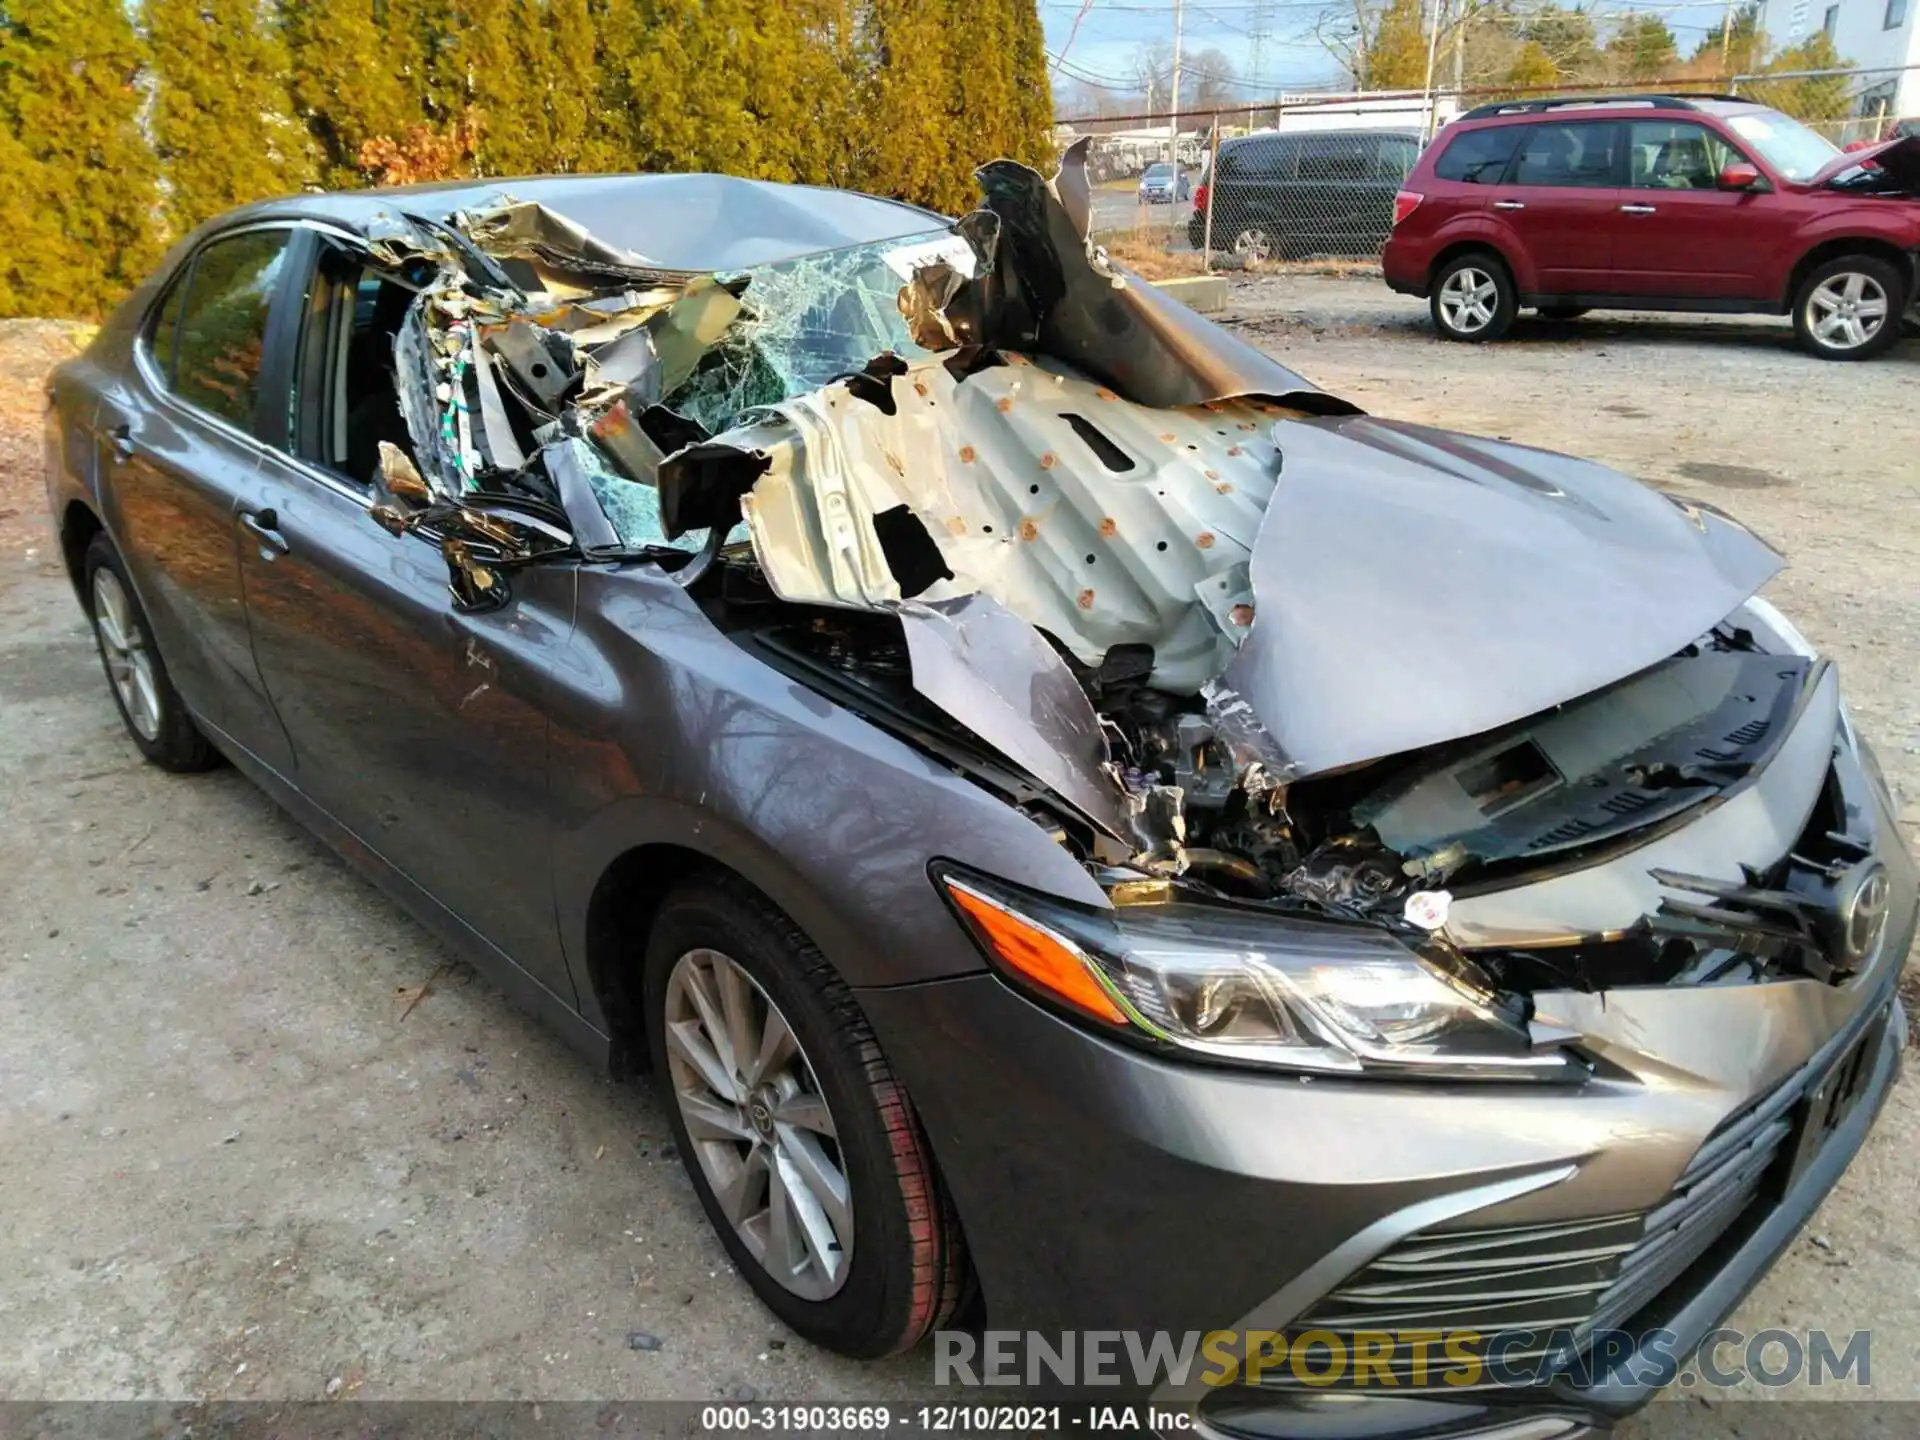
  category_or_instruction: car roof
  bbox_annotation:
[1453,96,1775,126]
[217,172,950,272]
[1224,128,1419,147]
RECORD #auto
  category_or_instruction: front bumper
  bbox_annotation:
[858,760,1914,1435]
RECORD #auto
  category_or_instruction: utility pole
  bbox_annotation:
[1169,0,1185,178]
[1720,0,1736,81]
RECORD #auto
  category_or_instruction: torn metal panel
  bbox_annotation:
[455,198,704,289]
[1218,416,1784,778]
[894,594,1128,841]
[903,139,1359,415]
[705,353,1293,692]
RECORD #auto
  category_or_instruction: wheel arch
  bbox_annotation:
[1783,237,1917,311]
[582,841,742,1078]
[59,498,105,605]
[1429,237,1521,293]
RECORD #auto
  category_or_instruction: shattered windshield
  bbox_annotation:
[658,229,964,438]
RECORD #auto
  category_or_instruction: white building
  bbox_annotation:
[1760,0,1920,128]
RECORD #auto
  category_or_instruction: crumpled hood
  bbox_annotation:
[1220,416,1785,777]
[1813,133,1920,188]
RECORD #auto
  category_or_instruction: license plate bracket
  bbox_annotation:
[1773,1004,1889,1197]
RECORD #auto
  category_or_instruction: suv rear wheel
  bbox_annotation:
[1792,255,1908,361]
[1431,253,1516,343]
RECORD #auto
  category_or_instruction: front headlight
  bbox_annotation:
[937,868,1583,1082]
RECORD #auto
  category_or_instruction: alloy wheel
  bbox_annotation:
[1233,228,1274,263]
[91,567,161,742]
[1806,272,1889,352]
[663,947,853,1300]
[1439,266,1499,335]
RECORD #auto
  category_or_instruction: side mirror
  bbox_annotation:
[1718,162,1762,192]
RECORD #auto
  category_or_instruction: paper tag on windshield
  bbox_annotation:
[881,235,977,281]
[1404,890,1452,931]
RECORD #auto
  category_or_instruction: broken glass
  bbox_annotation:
[660,230,966,435]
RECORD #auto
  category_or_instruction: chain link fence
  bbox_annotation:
[1069,65,1917,274]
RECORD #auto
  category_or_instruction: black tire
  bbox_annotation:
[643,873,967,1357]
[1537,305,1590,321]
[81,534,220,772]
[1791,254,1909,361]
[1430,251,1517,343]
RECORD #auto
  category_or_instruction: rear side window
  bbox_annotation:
[1225,138,1295,180]
[1376,135,1421,180]
[1433,126,1525,183]
[1509,122,1622,187]
[1297,134,1372,182]
[169,229,291,433]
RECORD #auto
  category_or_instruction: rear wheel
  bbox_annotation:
[1792,255,1907,360]
[1231,227,1276,265]
[1430,253,1516,343]
[643,874,967,1357]
[82,534,219,771]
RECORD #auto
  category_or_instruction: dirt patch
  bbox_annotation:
[1676,460,1791,490]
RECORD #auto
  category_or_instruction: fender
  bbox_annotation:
[547,562,1112,1020]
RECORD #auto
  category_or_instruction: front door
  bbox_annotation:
[90,227,299,775]
[1482,120,1625,295]
[237,234,580,1007]
[1610,120,1795,299]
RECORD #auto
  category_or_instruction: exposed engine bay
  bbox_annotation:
[343,142,1889,1001]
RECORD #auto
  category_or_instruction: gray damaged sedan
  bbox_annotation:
[45,140,1914,1435]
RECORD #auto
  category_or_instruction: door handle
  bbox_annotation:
[1619,203,1658,214]
[241,507,290,557]
[1492,200,1526,210]
[108,424,136,461]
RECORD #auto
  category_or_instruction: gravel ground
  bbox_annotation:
[1,288,1917,1428]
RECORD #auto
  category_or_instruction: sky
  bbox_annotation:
[1042,0,1753,112]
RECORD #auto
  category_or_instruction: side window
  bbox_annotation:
[1627,121,1740,188]
[290,242,419,488]
[1433,126,1526,183]
[147,270,189,382]
[1297,134,1371,182]
[1376,136,1420,180]
[1509,122,1622,188]
[168,230,289,433]
[1238,138,1296,180]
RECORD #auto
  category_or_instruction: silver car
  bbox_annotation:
[44,137,1912,1435]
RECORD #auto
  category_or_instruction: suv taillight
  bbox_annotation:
[1392,190,1423,227]
[1193,181,1210,214]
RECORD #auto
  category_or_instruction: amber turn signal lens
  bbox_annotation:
[943,880,1128,1026]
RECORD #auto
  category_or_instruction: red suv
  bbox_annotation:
[1383,95,1920,359]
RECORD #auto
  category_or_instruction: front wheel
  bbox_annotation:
[1430,254,1516,342]
[644,874,968,1357]
[1793,255,1908,360]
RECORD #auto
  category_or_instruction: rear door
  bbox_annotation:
[1210,135,1297,259]
[236,229,580,1006]
[90,227,299,775]
[1482,120,1625,295]
[1290,133,1394,256]
[1610,119,1795,299]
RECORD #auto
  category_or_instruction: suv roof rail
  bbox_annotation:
[1457,93,1747,120]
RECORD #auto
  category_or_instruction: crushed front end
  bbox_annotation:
[351,145,1913,1433]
